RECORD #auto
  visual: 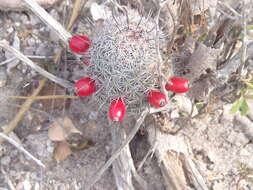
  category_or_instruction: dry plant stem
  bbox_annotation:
[0,132,46,168]
[238,0,248,77]
[0,78,47,144]
[84,108,149,190]
[66,0,85,31]
[111,124,147,190]
[149,104,170,114]
[23,0,71,43]
[111,126,135,190]
[137,141,158,171]
[147,127,209,190]
[0,55,54,66]
[155,1,170,100]
[166,4,176,54]
[217,1,242,18]
[0,40,73,89]
[8,95,78,100]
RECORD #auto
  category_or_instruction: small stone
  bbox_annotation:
[30,16,41,26]
[222,104,234,122]
[240,148,250,156]
[0,68,7,87]
[6,27,14,33]
[212,182,227,190]
[23,47,35,56]
[89,111,98,120]
[30,70,37,77]
[10,170,17,177]
[46,139,54,153]
[15,22,21,27]
[170,109,179,119]
[27,37,36,47]
[1,156,11,165]
[35,43,53,56]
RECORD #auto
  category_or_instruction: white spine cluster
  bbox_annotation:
[86,9,164,107]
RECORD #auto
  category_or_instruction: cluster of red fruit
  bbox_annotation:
[69,35,190,122]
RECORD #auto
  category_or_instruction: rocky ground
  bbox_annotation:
[0,0,253,190]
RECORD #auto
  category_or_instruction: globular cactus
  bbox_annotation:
[85,8,165,109]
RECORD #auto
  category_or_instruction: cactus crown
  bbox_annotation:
[85,8,164,109]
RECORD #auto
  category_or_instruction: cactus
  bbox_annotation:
[85,8,165,109]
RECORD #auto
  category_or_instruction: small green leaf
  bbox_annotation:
[239,33,244,39]
[245,95,253,100]
[247,88,253,92]
[247,25,253,30]
[195,102,205,110]
[197,33,207,42]
[240,99,250,116]
[245,82,253,89]
[230,96,244,114]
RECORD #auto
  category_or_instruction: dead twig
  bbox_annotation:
[84,107,149,190]
[0,78,47,143]
[137,140,158,171]
[238,0,248,77]
[0,132,45,168]
[147,127,209,190]
[7,95,78,100]
[217,1,242,18]
[111,126,138,190]
[155,1,171,101]
[67,0,85,31]
[0,40,73,89]
[23,0,72,44]
[111,123,147,190]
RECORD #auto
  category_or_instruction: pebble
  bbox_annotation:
[0,145,5,157]
[0,156,11,165]
[88,111,98,120]
[27,37,36,47]
[23,47,36,56]
[6,27,14,34]
[35,43,53,56]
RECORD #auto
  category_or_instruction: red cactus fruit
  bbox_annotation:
[109,98,126,122]
[69,35,91,54]
[165,77,189,93]
[148,90,167,108]
[75,77,96,96]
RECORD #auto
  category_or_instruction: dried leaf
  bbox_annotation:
[48,117,82,141]
[53,141,72,163]
[39,83,70,110]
